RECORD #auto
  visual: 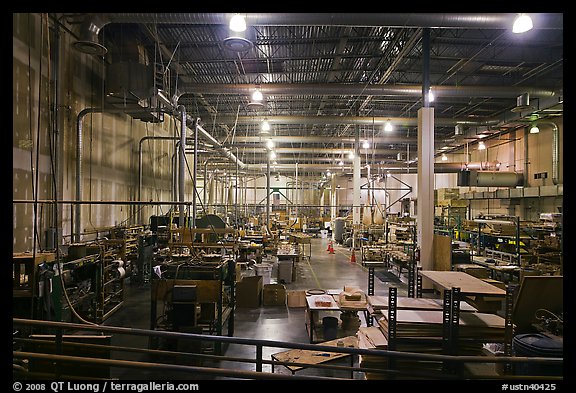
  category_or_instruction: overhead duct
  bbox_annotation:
[511,93,535,112]
[226,161,501,174]
[154,88,248,169]
[217,115,499,127]
[104,27,160,123]
[73,13,563,57]
[103,13,563,29]
[72,13,109,55]
[457,170,523,187]
[175,83,557,100]
[454,124,464,136]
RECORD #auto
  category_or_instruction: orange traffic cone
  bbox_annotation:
[350,249,356,263]
[329,242,335,254]
[327,241,332,252]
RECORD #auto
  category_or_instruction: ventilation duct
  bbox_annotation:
[72,14,109,55]
[104,28,159,122]
[457,170,523,187]
[454,124,464,136]
[511,93,535,113]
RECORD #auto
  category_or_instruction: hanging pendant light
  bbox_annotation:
[513,14,533,34]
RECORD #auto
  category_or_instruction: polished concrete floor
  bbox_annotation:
[104,237,411,380]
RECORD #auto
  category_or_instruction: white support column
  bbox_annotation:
[417,107,434,271]
[330,174,337,239]
[352,133,361,249]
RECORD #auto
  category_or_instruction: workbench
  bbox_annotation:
[471,255,521,283]
[305,293,368,343]
[270,335,358,377]
[418,270,506,313]
[276,251,299,283]
[288,232,312,260]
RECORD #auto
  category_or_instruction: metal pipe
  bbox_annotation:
[203,160,209,212]
[210,114,500,127]
[13,351,337,381]
[230,161,501,173]
[13,318,562,366]
[178,105,186,227]
[524,128,530,187]
[192,118,199,228]
[295,163,298,219]
[97,13,563,30]
[176,83,557,100]
[197,124,247,169]
[138,136,179,223]
[156,87,249,171]
[533,121,560,185]
[235,147,239,226]
[266,158,271,232]
[75,107,139,242]
[14,199,196,206]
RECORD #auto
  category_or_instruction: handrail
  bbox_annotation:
[13,318,563,380]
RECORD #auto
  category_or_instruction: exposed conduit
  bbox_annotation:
[175,83,557,100]
[75,107,160,242]
[534,121,560,185]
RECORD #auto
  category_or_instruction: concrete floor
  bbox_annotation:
[104,237,411,380]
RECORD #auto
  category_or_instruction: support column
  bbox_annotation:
[352,130,361,249]
[417,107,434,271]
[266,158,271,232]
[330,174,337,240]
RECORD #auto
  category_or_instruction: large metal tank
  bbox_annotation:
[333,217,346,243]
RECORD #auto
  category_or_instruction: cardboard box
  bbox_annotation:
[262,283,287,306]
[235,275,263,308]
[287,290,307,307]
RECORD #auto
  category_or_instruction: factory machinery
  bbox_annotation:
[13,225,153,324]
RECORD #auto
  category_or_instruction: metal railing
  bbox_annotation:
[13,318,563,380]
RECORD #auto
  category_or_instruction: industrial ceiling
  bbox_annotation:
[65,13,564,177]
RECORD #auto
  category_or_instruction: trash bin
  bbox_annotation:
[512,333,563,376]
[322,316,339,341]
[254,263,273,285]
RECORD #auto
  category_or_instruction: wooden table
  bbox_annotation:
[271,335,358,377]
[419,270,506,296]
[418,270,506,313]
[305,294,340,343]
[305,293,368,343]
[288,233,312,260]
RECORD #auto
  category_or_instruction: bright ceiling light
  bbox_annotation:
[441,153,448,161]
[338,160,344,166]
[261,120,271,134]
[478,141,486,150]
[252,89,263,102]
[348,151,355,159]
[362,140,370,149]
[229,14,247,33]
[428,89,435,102]
[530,125,540,134]
[513,14,533,34]
[266,138,274,149]
[269,151,276,159]
[384,121,393,132]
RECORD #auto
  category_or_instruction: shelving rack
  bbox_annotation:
[386,284,515,377]
[149,259,235,355]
